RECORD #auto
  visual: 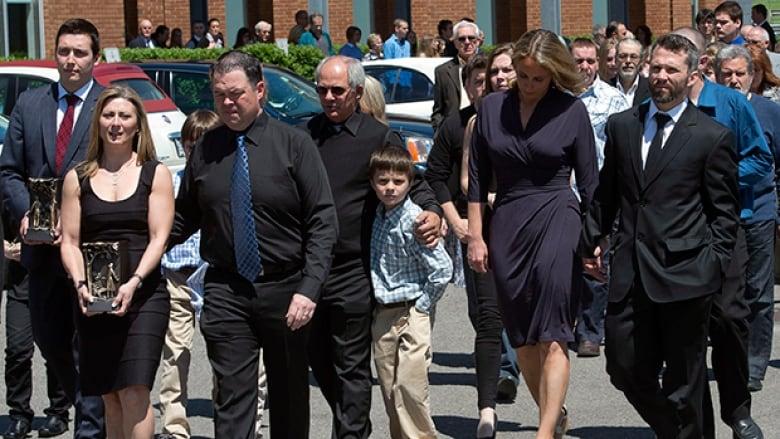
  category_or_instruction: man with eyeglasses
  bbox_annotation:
[745,25,780,76]
[570,38,629,358]
[306,55,442,439]
[609,38,650,107]
[432,20,481,132]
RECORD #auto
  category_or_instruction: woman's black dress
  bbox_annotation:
[469,88,598,347]
[77,160,169,396]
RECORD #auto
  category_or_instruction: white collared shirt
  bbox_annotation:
[56,79,94,131]
[617,74,640,104]
[641,99,688,168]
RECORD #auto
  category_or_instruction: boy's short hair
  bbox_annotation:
[369,145,414,181]
[181,109,220,143]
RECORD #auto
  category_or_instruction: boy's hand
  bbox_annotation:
[414,211,441,248]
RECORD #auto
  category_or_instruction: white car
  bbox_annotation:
[0,61,187,172]
[362,57,449,122]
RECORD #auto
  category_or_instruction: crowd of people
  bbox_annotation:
[0,1,778,439]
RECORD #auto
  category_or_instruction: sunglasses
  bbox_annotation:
[316,85,348,96]
[458,35,478,43]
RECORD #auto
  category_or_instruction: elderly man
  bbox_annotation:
[745,25,780,75]
[673,26,770,439]
[383,18,410,59]
[570,38,630,358]
[254,20,272,43]
[306,55,441,439]
[715,43,780,399]
[610,38,650,106]
[128,18,154,48]
[171,50,338,439]
[299,13,334,56]
[431,20,480,132]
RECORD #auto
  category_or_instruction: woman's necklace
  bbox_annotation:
[104,156,136,189]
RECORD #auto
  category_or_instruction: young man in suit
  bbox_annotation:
[579,33,740,438]
[0,18,105,439]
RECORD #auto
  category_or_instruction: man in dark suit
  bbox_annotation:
[610,38,651,106]
[431,20,480,132]
[128,18,155,48]
[580,34,740,438]
[0,18,105,439]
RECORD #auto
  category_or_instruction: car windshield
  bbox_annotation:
[263,68,321,118]
[112,78,167,101]
[364,66,434,104]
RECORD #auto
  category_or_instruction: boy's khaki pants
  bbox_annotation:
[372,302,437,439]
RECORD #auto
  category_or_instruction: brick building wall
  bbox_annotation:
[561,0,594,36]
[328,1,354,44]
[630,0,692,36]
[273,0,309,41]
[409,0,475,39]
[42,1,127,57]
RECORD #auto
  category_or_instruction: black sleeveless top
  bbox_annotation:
[79,160,162,299]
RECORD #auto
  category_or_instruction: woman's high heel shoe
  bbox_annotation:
[554,405,568,439]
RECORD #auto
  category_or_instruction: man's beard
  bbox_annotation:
[650,83,684,104]
[618,67,637,84]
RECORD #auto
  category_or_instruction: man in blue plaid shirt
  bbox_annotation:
[368,145,452,439]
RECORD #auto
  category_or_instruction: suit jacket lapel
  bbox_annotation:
[42,83,59,175]
[446,59,460,102]
[60,83,102,176]
[643,104,696,188]
[630,103,648,188]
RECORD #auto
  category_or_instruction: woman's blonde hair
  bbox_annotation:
[512,29,586,95]
[359,75,388,125]
[417,35,439,58]
[78,85,156,178]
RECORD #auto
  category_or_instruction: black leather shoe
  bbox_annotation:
[747,378,763,392]
[37,415,68,438]
[731,417,764,439]
[2,417,31,439]
[495,376,517,403]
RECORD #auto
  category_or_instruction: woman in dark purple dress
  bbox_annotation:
[467,29,598,439]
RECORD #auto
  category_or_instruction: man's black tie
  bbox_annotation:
[645,112,672,172]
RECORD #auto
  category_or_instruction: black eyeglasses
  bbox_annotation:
[458,35,478,43]
[316,85,348,96]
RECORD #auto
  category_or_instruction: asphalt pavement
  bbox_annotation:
[0,284,778,438]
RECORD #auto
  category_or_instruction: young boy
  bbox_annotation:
[368,145,453,439]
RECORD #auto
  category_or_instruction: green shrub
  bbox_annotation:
[116,44,324,80]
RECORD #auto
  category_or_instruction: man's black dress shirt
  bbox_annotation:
[306,111,442,261]
[171,112,338,301]
[425,105,476,218]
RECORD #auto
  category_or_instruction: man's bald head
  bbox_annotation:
[671,26,706,52]
[746,26,771,49]
[139,19,153,38]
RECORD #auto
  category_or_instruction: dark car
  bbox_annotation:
[138,62,434,169]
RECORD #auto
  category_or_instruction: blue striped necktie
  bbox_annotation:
[230,134,262,281]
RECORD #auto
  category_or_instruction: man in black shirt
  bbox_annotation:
[306,55,442,438]
[171,51,338,439]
